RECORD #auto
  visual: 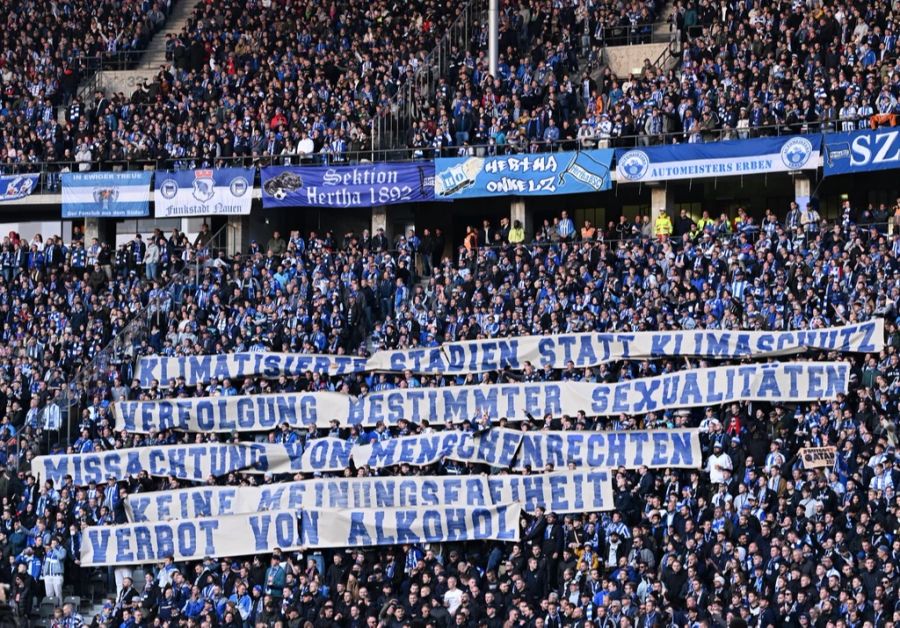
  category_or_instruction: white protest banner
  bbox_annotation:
[513,429,702,471]
[351,428,523,469]
[136,353,370,388]
[800,446,837,469]
[364,319,883,374]
[589,361,848,415]
[113,382,583,432]
[117,362,850,433]
[34,439,352,486]
[125,475,493,523]
[81,510,300,566]
[487,469,614,513]
[136,321,882,386]
[114,391,347,433]
[299,504,521,549]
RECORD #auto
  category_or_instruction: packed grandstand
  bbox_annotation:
[2,0,900,627]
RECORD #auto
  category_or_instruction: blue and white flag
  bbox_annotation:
[434,150,613,198]
[62,171,152,217]
[154,167,254,217]
[615,136,821,183]
[823,128,900,176]
[0,174,39,202]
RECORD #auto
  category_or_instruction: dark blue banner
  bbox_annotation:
[823,128,900,176]
[261,163,435,208]
[0,174,39,202]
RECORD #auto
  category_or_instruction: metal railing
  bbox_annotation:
[13,223,230,467]
[597,20,678,46]
[0,118,880,198]
[380,0,489,151]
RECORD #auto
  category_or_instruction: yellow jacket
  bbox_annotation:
[655,214,673,236]
[508,227,525,243]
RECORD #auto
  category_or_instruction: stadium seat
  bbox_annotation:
[39,597,58,617]
[63,595,81,610]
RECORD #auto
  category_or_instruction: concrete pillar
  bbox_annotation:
[83,217,103,243]
[226,216,249,256]
[372,205,389,241]
[650,186,675,224]
[794,176,812,210]
[511,199,532,241]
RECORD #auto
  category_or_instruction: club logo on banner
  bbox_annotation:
[615,136,821,183]
[434,150,613,198]
[0,174,39,202]
[62,171,152,217]
[261,163,434,208]
[154,168,254,217]
[823,128,900,176]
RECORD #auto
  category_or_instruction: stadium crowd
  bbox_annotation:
[0,197,893,627]
[4,0,900,624]
[6,0,900,175]
[0,0,172,174]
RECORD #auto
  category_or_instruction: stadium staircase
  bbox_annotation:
[595,2,680,81]
[73,0,199,102]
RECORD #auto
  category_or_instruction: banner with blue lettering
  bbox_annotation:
[34,439,352,485]
[299,504,520,549]
[371,319,881,374]
[513,429,701,471]
[61,171,152,217]
[125,475,495,522]
[124,471,612,523]
[823,128,900,176]
[352,428,524,469]
[116,362,850,432]
[434,150,613,199]
[154,168,254,217]
[487,470,614,513]
[0,174,39,202]
[136,353,370,388]
[136,321,881,387]
[261,163,434,208]
[81,510,301,566]
[615,136,822,183]
[114,382,583,432]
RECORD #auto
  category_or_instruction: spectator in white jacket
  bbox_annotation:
[75,142,92,172]
[707,443,733,484]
